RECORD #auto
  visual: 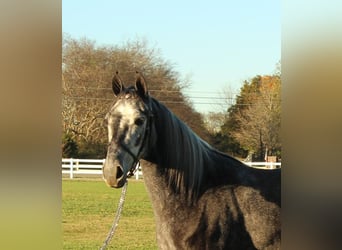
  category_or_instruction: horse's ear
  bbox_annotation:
[135,71,148,98]
[112,71,124,96]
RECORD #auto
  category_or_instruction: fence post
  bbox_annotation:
[135,162,141,180]
[101,159,105,177]
[70,158,73,179]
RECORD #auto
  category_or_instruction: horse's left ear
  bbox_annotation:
[112,71,124,96]
[135,71,148,98]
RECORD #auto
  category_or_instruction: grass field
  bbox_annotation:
[62,179,158,249]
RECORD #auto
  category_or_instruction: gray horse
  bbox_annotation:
[103,72,280,250]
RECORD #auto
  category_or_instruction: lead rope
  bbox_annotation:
[100,180,128,250]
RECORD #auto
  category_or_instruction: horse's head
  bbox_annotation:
[103,72,153,188]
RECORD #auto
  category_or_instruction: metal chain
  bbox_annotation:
[100,180,128,250]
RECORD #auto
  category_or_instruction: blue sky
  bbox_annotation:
[63,0,280,113]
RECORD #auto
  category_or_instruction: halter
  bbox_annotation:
[101,94,153,250]
[119,94,153,177]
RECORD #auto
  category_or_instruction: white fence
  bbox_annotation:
[244,162,281,169]
[62,158,143,180]
[62,158,104,179]
[62,158,280,179]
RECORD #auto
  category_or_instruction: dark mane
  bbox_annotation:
[148,98,251,202]
[146,97,280,205]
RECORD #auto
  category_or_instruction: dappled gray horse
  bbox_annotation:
[103,72,280,249]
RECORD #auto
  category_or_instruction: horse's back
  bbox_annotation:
[241,166,281,207]
[258,168,281,206]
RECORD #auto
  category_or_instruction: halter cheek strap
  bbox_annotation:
[120,95,153,177]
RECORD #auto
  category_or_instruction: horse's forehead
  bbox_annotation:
[112,98,145,117]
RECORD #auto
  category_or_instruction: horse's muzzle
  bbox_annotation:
[103,163,127,188]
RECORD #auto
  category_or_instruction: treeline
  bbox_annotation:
[62,35,209,158]
[208,74,281,161]
[62,35,281,161]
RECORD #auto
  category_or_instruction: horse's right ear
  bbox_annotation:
[112,71,124,96]
[135,71,148,98]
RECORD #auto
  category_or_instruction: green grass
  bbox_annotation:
[62,179,158,249]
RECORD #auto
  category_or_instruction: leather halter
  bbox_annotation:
[118,94,153,177]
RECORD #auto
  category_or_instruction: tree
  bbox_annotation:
[62,133,78,158]
[203,112,226,134]
[221,74,281,160]
[62,35,210,156]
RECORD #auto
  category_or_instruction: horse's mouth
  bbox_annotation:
[115,165,123,178]
[103,165,127,188]
[114,178,126,188]
[114,166,126,188]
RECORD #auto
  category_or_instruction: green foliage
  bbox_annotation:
[62,133,78,158]
[62,179,157,249]
[210,132,247,158]
[77,139,107,159]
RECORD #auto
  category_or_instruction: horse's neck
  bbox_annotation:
[145,146,280,207]
[145,100,280,202]
[140,155,248,213]
[140,160,175,208]
[141,160,187,249]
[140,159,197,218]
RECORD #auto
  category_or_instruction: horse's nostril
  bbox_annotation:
[116,166,124,179]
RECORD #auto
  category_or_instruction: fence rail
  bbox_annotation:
[62,158,280,179]
[243,162,281,169]
[62,158,143,179]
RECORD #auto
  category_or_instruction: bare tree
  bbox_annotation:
[203,112,226,134]
[62,35,209,156]
[231,75,281,160]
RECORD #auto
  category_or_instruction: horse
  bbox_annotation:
[103,72,281,250]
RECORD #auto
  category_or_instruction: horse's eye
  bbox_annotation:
[134,117,145,126]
